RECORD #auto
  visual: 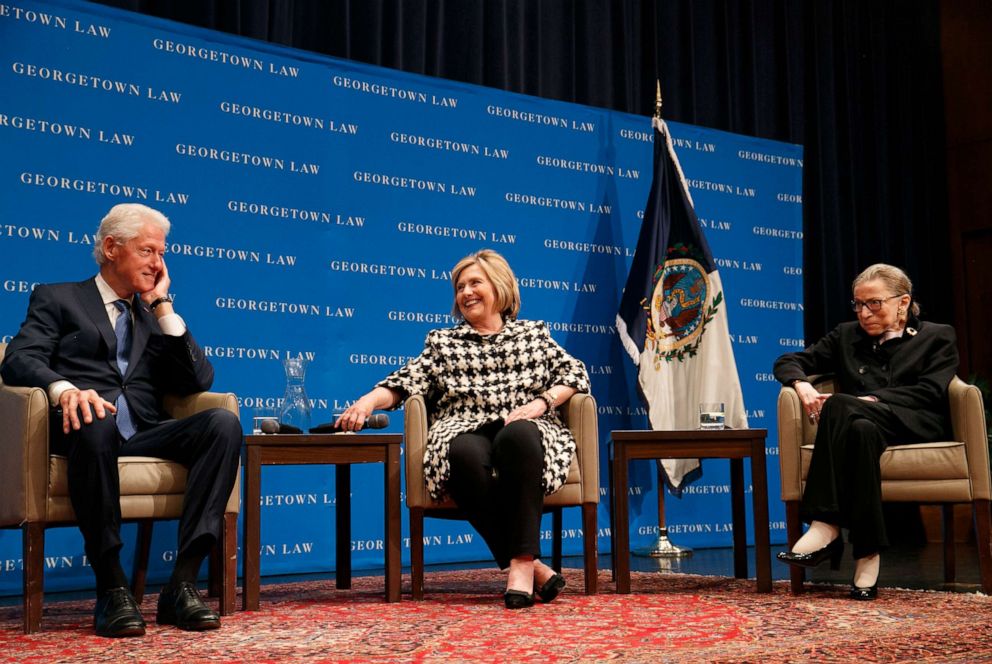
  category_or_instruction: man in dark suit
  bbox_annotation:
[0,203,242,637]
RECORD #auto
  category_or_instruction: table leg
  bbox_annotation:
[750,441,772,592]
[336,463,351,590]
[612,442,631,593]
[608,448,615,581]
[242,446,261,611]
[384,445,401,602]
[730,458,747,579]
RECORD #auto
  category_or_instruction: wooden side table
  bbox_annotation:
[610,429,771,593]
[242,433,403,610]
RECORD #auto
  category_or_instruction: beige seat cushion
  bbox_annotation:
[800,441,968,481]
[49,455,188,497]
[799,441,974,503]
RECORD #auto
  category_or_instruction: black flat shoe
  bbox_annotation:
[776,537,844,570]
[503,589,535,609]
[157,581,221,631]
[94,587,146,638]
[534,573,566,603]
[850,584,878,601]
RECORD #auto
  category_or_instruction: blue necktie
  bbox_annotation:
[113,299,137,440]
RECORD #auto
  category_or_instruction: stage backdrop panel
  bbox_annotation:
[0,0,803,594]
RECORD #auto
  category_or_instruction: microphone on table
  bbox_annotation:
[259,420,303,434]
[309,413,390,433]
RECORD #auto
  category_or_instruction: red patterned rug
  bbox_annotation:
[1,570,991,662]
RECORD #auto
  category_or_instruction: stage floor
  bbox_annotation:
[620,541,986,593]
[0,540,984,606]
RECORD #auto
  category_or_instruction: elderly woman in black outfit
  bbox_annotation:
[336,249,590,609]
[774,264,958,600]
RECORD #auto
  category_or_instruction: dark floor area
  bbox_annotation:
[267,539,987,594]
[1,540,984,607]
[614,541,986,593]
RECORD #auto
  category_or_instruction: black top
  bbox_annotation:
[773,317,958,440]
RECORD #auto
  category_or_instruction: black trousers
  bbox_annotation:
[801,393,925,559]
[51,408,243,566]
[446,419,545,570]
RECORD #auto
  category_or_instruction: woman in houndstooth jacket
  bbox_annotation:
[336,249,590,609]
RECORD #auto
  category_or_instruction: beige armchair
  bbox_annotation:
[778,375,992,593]
[0,343,241,633]
[405,392,600,598]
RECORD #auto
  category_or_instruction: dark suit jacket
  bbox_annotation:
[773,317,959,441]
[0,278,214,432]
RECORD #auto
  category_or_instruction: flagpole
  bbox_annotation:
[634,80,693,561]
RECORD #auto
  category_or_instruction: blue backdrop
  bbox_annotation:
[0,0,803,594]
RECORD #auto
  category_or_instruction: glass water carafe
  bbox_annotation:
[279,356,311,432]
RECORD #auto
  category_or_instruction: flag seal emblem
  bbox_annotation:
[645,251,723,365]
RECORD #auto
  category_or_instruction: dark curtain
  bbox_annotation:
[94,0,950,342]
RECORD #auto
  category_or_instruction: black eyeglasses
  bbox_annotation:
[850,294,904,313]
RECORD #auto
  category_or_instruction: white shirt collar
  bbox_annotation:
[95,273,130,306]
[879,328,904,343]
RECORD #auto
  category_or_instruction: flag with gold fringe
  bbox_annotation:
[616,116,748,492]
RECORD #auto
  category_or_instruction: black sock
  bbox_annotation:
[94,550,129,596]
[167,536,214,589]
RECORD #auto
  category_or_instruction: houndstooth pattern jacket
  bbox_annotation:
[376,319,590,500]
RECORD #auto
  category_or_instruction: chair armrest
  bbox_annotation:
[561,393,600,504]
[163,392,239,419]
[777,375,834,501]
[0,384,51,525]
[403,395,430,507]
[949,377,991,500]
[777,386,806,502]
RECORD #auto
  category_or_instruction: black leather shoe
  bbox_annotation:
[534,573,566,603]
[503,589,535,609]
[776,537,844,570]
[157,581,221,631]
[94,587,146,638]
[850,584,878,601]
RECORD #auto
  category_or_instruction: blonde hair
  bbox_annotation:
[450,249,521,320]
[853,263,920,317]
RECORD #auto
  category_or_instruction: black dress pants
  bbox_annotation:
[51,408,243,566]
[446,419,545,569]
[801,393,925,559]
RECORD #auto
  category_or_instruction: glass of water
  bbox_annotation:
[699,402,726,430]
[252,406,279,435]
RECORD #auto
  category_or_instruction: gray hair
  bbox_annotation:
[93,204,171,265]
[853,263,921,317]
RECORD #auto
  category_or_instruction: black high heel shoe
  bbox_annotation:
[503,589,535,609]
[534,573,566,603]
[776,536,844,570]
[850,584,878,601]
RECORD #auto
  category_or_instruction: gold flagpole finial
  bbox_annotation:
[654,80,663,119]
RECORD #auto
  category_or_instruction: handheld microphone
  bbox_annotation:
[309,413,390,433]
[259,420,303,434]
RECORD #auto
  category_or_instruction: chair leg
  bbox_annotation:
[974,499,992,595]
[219,512,237,616]
[22,523,44,634]
[410,508,425,600]
[582,503,598,595]
[131,519,154,603]
[552,507,563,572]
[208,533,222,599]
[784,501,805,595]
[942,504,956,584]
